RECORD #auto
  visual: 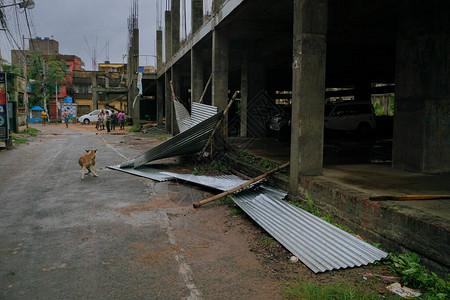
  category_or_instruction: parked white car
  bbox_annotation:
[324,101,376,132]
[78,109,112,124]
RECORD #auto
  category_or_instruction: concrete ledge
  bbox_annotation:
[224,152,449,275]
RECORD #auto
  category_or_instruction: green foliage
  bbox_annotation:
[210,160,228,172]
[387,252,449,299]
[259,159,277,170]
[282,279,392,299]
[19,127,38,137]
[229,207,243,216]
[27,52,66,110]
[219,195,234,205]
[10,133,27,144]
[127,125,141,132]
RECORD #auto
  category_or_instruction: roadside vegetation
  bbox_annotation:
[287,194,449,299]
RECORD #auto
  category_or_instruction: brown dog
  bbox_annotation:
[78,149,99,179]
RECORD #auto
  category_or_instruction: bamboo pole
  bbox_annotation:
[369,195,450,201]
[198,73,212,104]
[169,80,179,102]
[197,90,239,161]
[193,161,290,208]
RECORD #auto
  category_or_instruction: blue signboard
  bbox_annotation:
[0,72,9,140]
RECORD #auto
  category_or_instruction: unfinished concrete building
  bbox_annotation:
[155,0,449,272]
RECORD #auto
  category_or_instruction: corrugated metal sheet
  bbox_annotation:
[161,173,248,191]
[120,111,223,168]
[231,186,388,273]
[191,102,218,126]
[173,100,191,133]
[107,165,174,182]
[160,172,264,192]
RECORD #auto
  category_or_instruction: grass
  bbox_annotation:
[156,134,171,139]
[127,125,141,132]
[282,279,395,299]
[229,207,243,216]
[19,127,39,136]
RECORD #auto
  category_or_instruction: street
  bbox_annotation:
[0,124,280,299]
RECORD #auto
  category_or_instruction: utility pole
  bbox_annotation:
[23,35,29,127]
[42,59,47,120]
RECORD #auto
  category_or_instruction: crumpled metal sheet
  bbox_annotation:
[120,111,224,168]
[191,102,218,127]
[173,100,192,133]
[107,165,174,182]
[231,187,388,273]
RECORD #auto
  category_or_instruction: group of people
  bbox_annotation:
[96,110,126,132]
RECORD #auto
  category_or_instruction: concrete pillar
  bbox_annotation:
[191,46,204,104]
[164,11,172,63]
[129,29,140,125]
[213,0,226,12]
[171,66,181,135]
[157,77,164,127]
[156,30,163,70]
[192,0,203,34]
[164,70,172,132]
[240,51,248,137]
[393,1,450,173]
[290,0,328,194]
[91,74,98,110]
[171,0,180,56]
[212,29,229,112]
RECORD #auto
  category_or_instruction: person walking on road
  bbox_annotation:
[118,111,125,130]
[110,110,117,131]
[62,110,69,128]
[41,110,47,126]
[96,110,104,130]
[105,111,111,133]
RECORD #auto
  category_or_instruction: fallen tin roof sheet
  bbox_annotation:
[173,100,192,133]
[107,165,174,181]
[191,102,218,127]
[109,165,388,273]
[120,111,223,168]
[160,172,261,191]
[231,186,388,273]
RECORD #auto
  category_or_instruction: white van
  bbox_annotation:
[78,109,112,124]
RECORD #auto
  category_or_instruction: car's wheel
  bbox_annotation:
[83,119,90,124]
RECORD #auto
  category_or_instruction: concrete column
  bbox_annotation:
[213,0,226,12]
[192,0,203,34]
[171,66,180,135]
[157,77,164,127]
[212,29,229,112]
[240,51,248,137]
[191,46,204,104]
[164,70,172,132]
[290,0,328,193]
[164,11,172,63]
[156,30,163,70]
[130,29,140,125]
[91,74,98,110]
[171,0,180,56]
[393,1,450,173]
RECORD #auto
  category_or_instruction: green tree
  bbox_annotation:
[26,51,66,110]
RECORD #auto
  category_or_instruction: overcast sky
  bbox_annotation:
[1,0,165,70]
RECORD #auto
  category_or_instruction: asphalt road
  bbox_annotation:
[0,125,203,299]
